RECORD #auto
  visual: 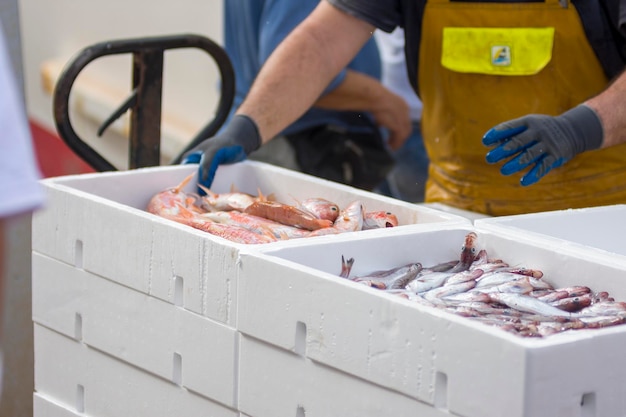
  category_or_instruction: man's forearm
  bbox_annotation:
[314,69,387,111]
[586,69,626,149]
[314,69,411,149]
[237,1,374,143]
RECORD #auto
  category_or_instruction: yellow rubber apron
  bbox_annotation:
[419,0,626,216]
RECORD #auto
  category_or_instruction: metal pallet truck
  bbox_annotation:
[53,34,235,171]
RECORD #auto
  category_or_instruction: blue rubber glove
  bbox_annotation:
[482,105,603,186]
[182,114,261,191]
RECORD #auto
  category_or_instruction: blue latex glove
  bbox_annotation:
[182,115,261,192]
[482,105,604,186]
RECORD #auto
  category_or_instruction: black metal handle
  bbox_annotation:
[53,33,235,171]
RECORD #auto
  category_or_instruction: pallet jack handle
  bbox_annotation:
[53,34,235,172]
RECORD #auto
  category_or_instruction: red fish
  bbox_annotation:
[297,197,340,222]
[198,184,271,212]
[202,210,310,239]
[308,200,365,237]
[170,204,277,244]
[362,211,399,229]
[147,173,205,217]
[244,200,333,231]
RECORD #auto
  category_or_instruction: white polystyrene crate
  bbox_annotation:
[475,204,626,269]
[238,334,451,417]
[237,225,626,417]
[32,161,468,325]
[32,253,237,408]
[34,394,82,417]
[34,324,237,417]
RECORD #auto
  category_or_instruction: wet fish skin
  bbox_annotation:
[576,301,626,317]
[580,315,626,328]
[177,215,277,244]
[244,200,333,231]
[445,268,484,285]
[147,173,205,217]
[560,286,592,297]
[441,291,492,305]
[489,293,573,318]
[297,197,340,222]
[406,271,453,294]
[475,272,533,289]
[535,290,570,303]
[470,261,511,274]
[201,210,310,239]
[550,293,593,313]
[355,263,422,290]
[501,267,544,279]
[423,280,477,305]
[478,277,537,295]
[308,200,364,236]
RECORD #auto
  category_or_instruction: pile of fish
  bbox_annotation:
[146,173,399,244]
[340,232,626,338]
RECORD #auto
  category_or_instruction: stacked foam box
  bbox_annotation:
[475,204,626,270]
[238,225,626,417]
[32,161,468,417]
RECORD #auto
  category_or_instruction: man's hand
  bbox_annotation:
[182,115,261,190]
[482,105,604,186]
[370,90,411,150]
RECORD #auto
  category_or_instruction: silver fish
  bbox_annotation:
[406,271,453,294]
[441,291,492,305]
[489,293,573,318]
[444,268,484,285]
[355,263,422,290]
[423,280,477,305]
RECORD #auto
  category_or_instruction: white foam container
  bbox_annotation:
[33,393,82,417]
[237,225,626,417]
[32,252,238,407]
[32,161,468,327]
[31,161,468,416]
[33,324,237,417]
[475,204,626,269]
[238,334,452,417]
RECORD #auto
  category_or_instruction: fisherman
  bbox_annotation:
[219,0,411,193]
[183,0,626,216]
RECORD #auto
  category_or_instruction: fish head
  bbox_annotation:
[363,210,399,229]
[301,198,340,222]
[459,232,479,264]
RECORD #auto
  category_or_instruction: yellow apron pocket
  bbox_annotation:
[441,27,554,75]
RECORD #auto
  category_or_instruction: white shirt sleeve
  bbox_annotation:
[0,24,45,217]
[374,27,423,122]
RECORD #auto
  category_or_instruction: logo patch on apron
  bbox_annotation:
[491,45,511,66]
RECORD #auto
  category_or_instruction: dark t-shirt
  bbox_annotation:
[328,0,626,94]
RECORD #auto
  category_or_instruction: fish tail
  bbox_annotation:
[340,255,355,278]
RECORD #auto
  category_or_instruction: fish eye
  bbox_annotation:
[471,247,477,253]
[461,245,466,251]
